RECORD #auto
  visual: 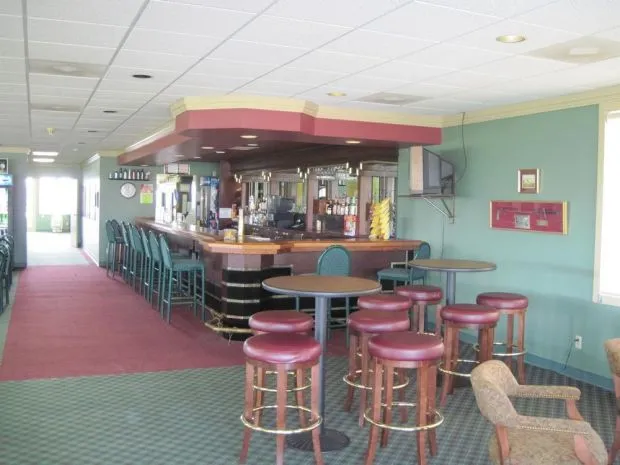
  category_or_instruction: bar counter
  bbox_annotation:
[136,218,422,337]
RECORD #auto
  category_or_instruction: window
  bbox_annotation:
[595,110,620,305]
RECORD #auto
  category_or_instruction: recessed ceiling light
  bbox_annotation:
[103,110,118,114]
[31,150,58,156]
[77,142,86,145]
[33,157,55,163]
[328,91,347,97]
[193,156,201,159]
[201,146,214,150]
[52,64,79,74]
[87,130,99,133]
[174,154,184,158]
[132,73,153,79]
[215,150,226,154]
[240,134,258,139]
[247,143,259,147]
[140,164,148,167]
[72,148,78,151]
[345,140,361,144]
[496,34,526,44]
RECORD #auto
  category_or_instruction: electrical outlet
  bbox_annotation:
[575,335,583,350]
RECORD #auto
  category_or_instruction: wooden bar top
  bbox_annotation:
[136,218,422,255]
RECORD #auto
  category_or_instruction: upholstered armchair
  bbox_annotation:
[604,338,620,464]
[471,360,607,465]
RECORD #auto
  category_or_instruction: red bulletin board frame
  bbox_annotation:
[490,200,568,235]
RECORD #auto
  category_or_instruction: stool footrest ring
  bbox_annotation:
[363,402,444,432]
[438,359,478,378]
[343,369,409,391]
[473,342,527,358]
[240,405,322,435]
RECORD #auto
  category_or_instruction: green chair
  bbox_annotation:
[129,225,148,294]
[159,234,205,323]
[147,230,164,310]
[316,245,352,341]
[377,242,430,290]
[139,228,154,301]
[120,222,132,283]
[105,221,122,278]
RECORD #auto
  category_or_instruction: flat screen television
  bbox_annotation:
[0,174,13,187]
[408,146,455,197]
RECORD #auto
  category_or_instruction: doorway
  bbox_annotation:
[25,176,86,266]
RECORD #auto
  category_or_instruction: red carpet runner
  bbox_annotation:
[0,265,246,381]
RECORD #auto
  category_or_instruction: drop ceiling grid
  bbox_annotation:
[1,0,619,159]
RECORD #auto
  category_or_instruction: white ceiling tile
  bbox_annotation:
[322,30,435,59]
[365,2,500,41]
[174,73,250,90]
[112,49,197,72]
[28,19,127,48]
[597,26,620,42]
[0,0,21,15]
[0,72,24,84]
[0,92,27,103]
[454,19,581,53]
[406,97,485,112]
[137,2,253,37]
[262,67,346,86]
[294,87,371,102]
[0,83,26,95]
[0,39,24,58]
[400,43,510,69]
[28,42,115,65]
[30,85,93,99]
[328,75,409,93]
[470,55,575,79]
[98,78,168,94]
[389,82,463,98]
[516,60,620,90]
[123,28,221,56]
[336,100,421,113]
[28,74,98,90]
[445,88,515,102]
[236,80,314,96]
[81,106,129,117]
[104,66,179,84]
[164,84,227,97]
[289,50,384,74]
[418,0,556,17]
[363,61,453,82]
[75,118,122,129]
[192,58,277,78]
[0,13,23,40]
[156,0,276,12]
[209,40,307,66]
[431,70,516,88]
[403,105,457,115]
[29,0,145,27]
[233,15,350,49]
[514,0,620,35]
[266,0,412,28]
[30,95,88,107]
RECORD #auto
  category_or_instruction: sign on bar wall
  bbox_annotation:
[490,200,568,234]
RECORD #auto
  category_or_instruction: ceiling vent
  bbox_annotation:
[29,59,106,78]
[527,36,620,64]
[356,92,427,106]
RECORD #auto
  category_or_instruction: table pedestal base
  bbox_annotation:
[287,428,350,452]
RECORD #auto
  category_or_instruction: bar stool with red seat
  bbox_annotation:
[395,285,443,333]
[364,332,444,465]
[344,310,411,426]
[476,292,528,383]
[357,293,412,313]
[439,304,500,406]
[249,310,315,427]
[240,333,324,465]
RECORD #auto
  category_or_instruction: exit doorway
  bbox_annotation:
[25,177,86,266]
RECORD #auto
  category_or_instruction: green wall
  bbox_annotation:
[397,105,617,388]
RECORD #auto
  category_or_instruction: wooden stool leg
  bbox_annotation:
[365,359,383,465]
[239,362,255,464]
[398,369,408,423]
[434,305,442,336]
[505,313,514,369]
[344,333,358,412]
[448,328,459,396]
[410,304,418,331]
[416,365,429,465]
[517,311,526,384]
[359,333,370,427]
[295,368,307,427]
[478,327,488,363]
[418,302,427,333]
[254,367,265,426]
[310,363,324,465]
[381,363,395,448]
[440,325,453,407]
[427,364,438,456]
[275,367,287,465]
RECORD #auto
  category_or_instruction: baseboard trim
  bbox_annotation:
[458,332,613,392]
[83,248,100,266]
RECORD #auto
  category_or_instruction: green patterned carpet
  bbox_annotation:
[0,270,617,465]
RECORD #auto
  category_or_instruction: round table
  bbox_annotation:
[409,259,497,305]
[262,275,381,452]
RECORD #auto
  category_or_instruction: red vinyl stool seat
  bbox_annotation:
[357,294,411,312]
[240,333,324,465]
[476,292,529,383]
[395,285,443,333]
[364,332,445,465]
[344,310,411,426]
[249,310,314,334]
[438,304,500,406]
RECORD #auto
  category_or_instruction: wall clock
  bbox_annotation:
[120,182,137,199]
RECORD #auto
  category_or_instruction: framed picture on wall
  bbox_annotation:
[518,168,540,194]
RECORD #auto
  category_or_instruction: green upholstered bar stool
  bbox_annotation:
[129,225,148,294]
[120,222,132,283]
[377,242,430,291]
[147,230,164,309]
[139,228,155,301]
[105,220,122,278]
[159,234,206,323]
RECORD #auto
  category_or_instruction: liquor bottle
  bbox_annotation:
[146,171,151,181]
[108,172,113,180]
[326,200,332,215]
